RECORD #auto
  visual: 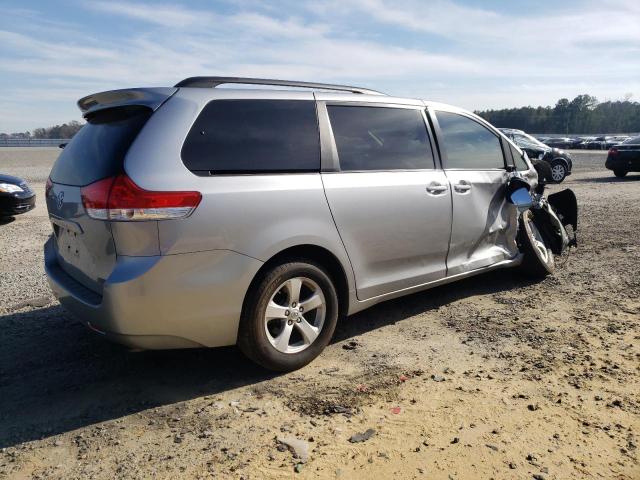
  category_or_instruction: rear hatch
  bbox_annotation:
[47,105,153,294]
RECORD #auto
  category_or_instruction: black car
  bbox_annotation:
[0,173,36,218]
[544,137,574,149]
[574,137,596,149]
[605,136,640,178]
[499,128,573,183]
[584,136,628,150]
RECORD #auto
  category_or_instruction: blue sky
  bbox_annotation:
[1,0,639,132]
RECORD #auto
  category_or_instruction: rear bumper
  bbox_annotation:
[44,237,263,349]
[605,156,640,172]
[0,193,35,216]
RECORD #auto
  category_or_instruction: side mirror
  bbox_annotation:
[505,177,533,213]
[58,143,67,149]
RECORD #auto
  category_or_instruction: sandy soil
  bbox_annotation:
[0,148,638,480]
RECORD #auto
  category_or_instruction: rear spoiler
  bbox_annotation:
[77,87,177,118]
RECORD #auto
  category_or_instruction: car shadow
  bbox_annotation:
[332,268,535,343]
[0,216,16,226]
[0,305,277,449]
[0,268,535,449]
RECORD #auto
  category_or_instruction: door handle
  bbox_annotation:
[426,183,448,195]
[453,181,472,193]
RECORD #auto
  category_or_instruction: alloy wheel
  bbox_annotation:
[551,164,566,182]
[264,277,326,354]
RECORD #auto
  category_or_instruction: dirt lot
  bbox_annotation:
[0,148,638,480]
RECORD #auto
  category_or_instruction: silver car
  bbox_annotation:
[45,77,551,371]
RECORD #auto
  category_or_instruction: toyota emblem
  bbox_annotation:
[56,191,64,209]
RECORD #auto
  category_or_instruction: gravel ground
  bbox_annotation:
[0,148,638,479]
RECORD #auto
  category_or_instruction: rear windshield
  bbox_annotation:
[49,106,152,186]
[181,100,320,174]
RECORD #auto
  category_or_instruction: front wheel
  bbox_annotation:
[550,159,568,183]
[238,260,339,371]
[518,210,555,278]
[614,169,628,178]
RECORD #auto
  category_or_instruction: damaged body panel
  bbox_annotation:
[548,189,578,235]
[444,169,520,276]
[505,154,578,276]
[530,161,578,255]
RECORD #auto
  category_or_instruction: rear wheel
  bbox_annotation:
[238,260,339,371]
[518,210,555,278]
[550,159,568,183]
[614,169,628,178]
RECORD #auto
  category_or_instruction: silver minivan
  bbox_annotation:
[45,77,555,371]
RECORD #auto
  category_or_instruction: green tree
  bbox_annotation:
[476,94,640,134]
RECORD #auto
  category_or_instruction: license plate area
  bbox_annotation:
[56,227,83,266]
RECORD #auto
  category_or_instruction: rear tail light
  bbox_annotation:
[608,148,618,156]
[81,174,201,221]
[45,177,53,197]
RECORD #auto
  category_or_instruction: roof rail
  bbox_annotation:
[174,76,385,95]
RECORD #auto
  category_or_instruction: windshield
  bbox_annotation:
[512,132,549,150]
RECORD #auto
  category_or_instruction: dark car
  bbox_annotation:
[0,173,36,218]
[575,136,596,149]
[584,136,628,150]
[584,136,605,149]
[499,128,573,182]
[566,137,586,149]
[605,136,640,178]
[607,136,630,148]
[544,137,574,149]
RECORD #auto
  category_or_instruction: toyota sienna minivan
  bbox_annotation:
[45,76,548,371]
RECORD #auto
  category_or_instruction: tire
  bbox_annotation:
[238,259,339,371]
[614,169,628,178]
[518,210,555,278]
[549,159,568,183]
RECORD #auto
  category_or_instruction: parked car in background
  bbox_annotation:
[584,137,606,149]
[574,137,596,149]
[566,137,586,149]
[605,135,640,177]
[499,128,572,182]
[45,77,564,371]
[0,173,36,219]
[584,136,628,150]
[611,135,630,146]
[543,137,574,149]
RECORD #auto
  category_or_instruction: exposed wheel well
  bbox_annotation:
[245,245,350,318]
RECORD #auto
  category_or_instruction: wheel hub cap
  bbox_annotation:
[264,276,326,354]
[551,165,565,181]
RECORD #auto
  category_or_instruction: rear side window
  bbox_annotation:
[327,106,434,171]
[50,106,151,186]
[181,100,320,174]
[435,111,505,169]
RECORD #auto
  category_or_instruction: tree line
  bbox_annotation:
[476,94,640,134]
[0,120,84,139]
[3,94,640,138]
